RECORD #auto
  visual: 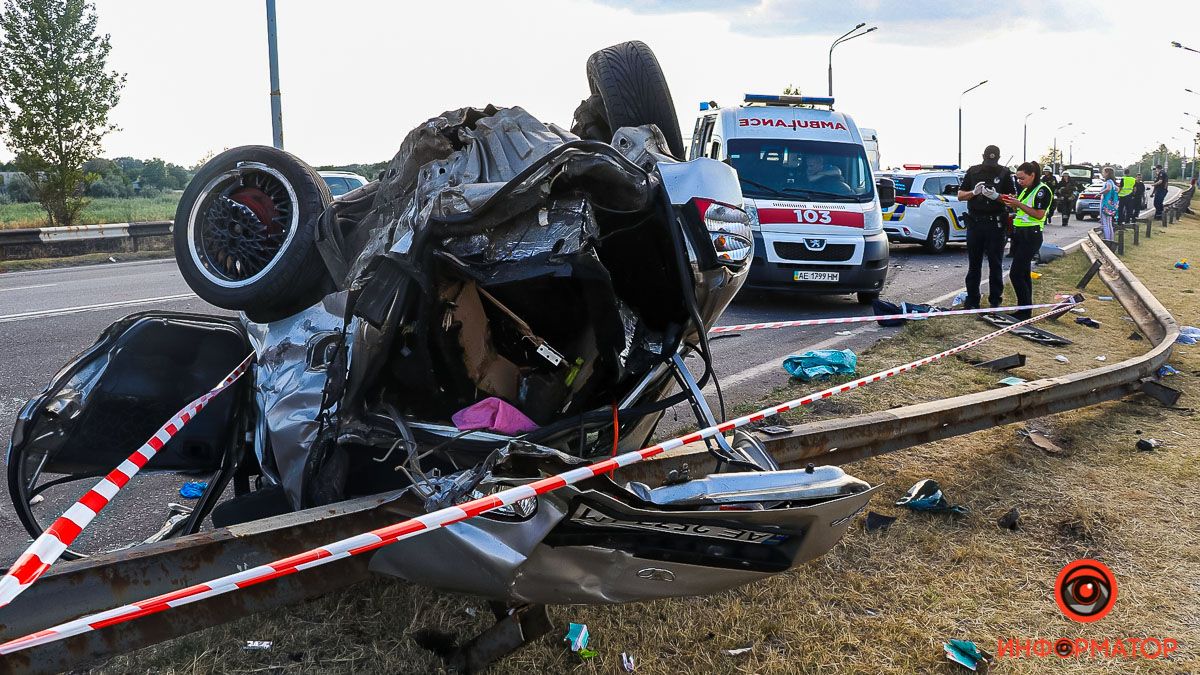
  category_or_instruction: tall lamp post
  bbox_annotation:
[1023,106,1046,162]
[1052,122,1072,174]
[1180,128,1194,179]
[265,0,284,149]
[827,23,877,97]
[958,80,988,168]
[1068,130,1086,165]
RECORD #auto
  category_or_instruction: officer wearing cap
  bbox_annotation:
[957,145,1015,310]
[1152,164,1168,217]
[1000,161,1055,320]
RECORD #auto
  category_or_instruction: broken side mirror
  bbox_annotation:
[876,177,895,209]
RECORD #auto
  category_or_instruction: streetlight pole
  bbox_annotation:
[1053,122,1072,174]
[827,23,877,97]
[265,0,284,150]
[958,80,988,168]
[1068,131,1086,165]
[1023,106,1046,163]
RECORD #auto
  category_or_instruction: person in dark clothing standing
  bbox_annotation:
[1133,174,1148,219]
[1055,172,1076,226]
[957,145,1015,310]
[1000,161,1054,320]
[1153,164,1169,216]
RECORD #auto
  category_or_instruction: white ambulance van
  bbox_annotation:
[689,94,891,303]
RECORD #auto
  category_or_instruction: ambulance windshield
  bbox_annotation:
[727,139,875,203]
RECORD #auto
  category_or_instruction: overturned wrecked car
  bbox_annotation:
[7,42,874,609]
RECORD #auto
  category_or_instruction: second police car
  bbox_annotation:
[877,166,968,253]
[690,94,889,304]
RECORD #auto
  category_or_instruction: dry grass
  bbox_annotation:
[98,215,1200,674]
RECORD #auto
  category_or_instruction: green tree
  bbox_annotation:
[1038,146,1063,172]
[139,158,168,189]
[0,0,125,226]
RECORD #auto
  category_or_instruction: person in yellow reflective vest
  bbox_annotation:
[1116,173,1138,227]
[999,161,1054,319]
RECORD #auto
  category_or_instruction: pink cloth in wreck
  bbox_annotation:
[451,397,539,435]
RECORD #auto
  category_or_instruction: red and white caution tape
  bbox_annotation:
[708,300,1073,334]
[0,353,255,610]
[0,300,1075,655]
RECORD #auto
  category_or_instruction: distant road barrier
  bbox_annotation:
[0,221,172,259]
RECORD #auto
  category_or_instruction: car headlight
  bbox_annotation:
[695,198,753,264]
[863,206,884,233]
[468,484,538,521]
[744,201,760,232]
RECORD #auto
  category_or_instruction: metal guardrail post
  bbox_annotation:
[1133,215,1140,245]
[1117,220,1125,255]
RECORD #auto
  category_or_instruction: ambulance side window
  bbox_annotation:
[690,116,715,160]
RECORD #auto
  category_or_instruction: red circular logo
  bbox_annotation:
[1054,559,1117,623]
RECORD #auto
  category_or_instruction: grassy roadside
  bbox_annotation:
[0,249,172,273]
[99,214,1200,674]
[0,194,179,230]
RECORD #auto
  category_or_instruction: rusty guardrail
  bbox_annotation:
[0,227,1182,674]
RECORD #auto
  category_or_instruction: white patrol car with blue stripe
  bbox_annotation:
[877,165,968,254]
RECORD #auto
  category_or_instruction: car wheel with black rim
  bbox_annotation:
[174,146,332,323]
[924,219,949,253]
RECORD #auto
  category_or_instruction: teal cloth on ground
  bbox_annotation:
[783,349,857,381]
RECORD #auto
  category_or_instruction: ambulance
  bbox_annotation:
[689,94,890,303]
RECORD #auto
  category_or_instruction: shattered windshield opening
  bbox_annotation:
[727,139,875,203]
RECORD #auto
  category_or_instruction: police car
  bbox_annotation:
[689,94,889,303]
[877,165,968,253]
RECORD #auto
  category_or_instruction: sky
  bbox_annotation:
[4,0,1199,169]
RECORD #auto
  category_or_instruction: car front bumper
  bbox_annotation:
[745,230,889,294]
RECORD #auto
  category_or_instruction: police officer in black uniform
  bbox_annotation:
[957,145,1015,309]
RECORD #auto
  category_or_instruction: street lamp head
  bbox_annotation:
[1172,41,1182,48]
[864,26,878,34]
[855,22,866,29]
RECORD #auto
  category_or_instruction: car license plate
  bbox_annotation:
[793,270,840,282]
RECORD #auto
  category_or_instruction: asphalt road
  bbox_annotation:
[0,211,1124,561]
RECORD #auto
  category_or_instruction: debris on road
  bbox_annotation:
[179,482,207,499]
[834,330,853,336]
[564,623,596,659]
[1095,355,1107,362]
[1129,331,1144,341]
[1176,326,1200,345]
[1158,364,1180,376]
[864,511,897,532]
[722,647,752,656]
[621,651,636,672]
[1097,295,1113,301]
[28,494,43,506]
[997,507,1020,531]
[895,479,969,515]
[998,376,1026,386]
[783,349,857,382]
[1136,438,1163,451]
[1055,354,1069,363]
[1175,259,1190,270]
[943,639,992,672]
[1021,428,1063,455]
[1074,317,1101,328]
[243,641,272,651]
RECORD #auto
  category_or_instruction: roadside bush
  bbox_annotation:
[137,185,164,198]
[4,174,36,202]
[87,174,133,198]
[0,191,11,205]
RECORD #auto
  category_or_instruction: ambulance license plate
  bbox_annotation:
[793,270,840,282]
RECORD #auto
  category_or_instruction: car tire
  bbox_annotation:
[856,291,879,305]
[923,219,949,253]
[174,145,332,323]
[577,41,685,158]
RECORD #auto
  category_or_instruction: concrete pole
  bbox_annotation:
[266,0,284,150]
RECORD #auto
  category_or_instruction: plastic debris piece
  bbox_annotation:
[452,397,539,435]
[464,606,477,618]
[952,291,968,307]
[997,507,1020,530]
[834,330,853,336]
[1030,271,1042,279]
[1129,332,1144,341]
[1175,259,1190,270]
[1097,295,1114,301]
[783,349,857,382]
[28,494,44,506]
[1070,307,1087,313]
[1158,364,1180,377]
[864,511,897,532]
[998,376,1025,386]
[565,623,590,653]
[895,479,970,515]
[107,256,117,263]
[1038,243,1066,261]
[1095,355,1107,362]
[243,641,272,651]
[1024,429,1063,455]
[1136,438,1163,451]
[943,639,992,671]
[179,481,207,499]
[621,652,636,672]
[723,647,752,656]
[1055,354,1069,363]
[1074,317,1101,328]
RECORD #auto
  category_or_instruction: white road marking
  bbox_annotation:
[0,293,196,323]
[0,284,56,293]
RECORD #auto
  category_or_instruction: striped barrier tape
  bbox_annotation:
[0,298,1077,655]
[0,353,255,610]
[708,300,1074,334]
